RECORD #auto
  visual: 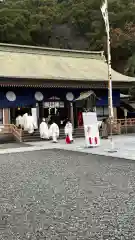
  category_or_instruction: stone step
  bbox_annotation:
[22,128,84,142]
[23,128,84,135]
[22,135,84,142]
[22,133,73,137]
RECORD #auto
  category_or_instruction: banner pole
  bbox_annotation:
[102,0,117,152]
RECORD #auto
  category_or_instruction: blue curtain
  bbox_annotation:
[96,90,120,107]
[0,88,120,108]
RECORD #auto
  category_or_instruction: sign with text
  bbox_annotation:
[43,102,64,108]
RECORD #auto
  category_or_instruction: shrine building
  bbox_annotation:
[0,43,134,127]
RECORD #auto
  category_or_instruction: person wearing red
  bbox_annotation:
[64,119,73,144]
[65,134,71,144]
[78,111,83,127]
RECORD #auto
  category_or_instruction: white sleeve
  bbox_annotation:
[64,125,68,135]
[57,126,59,136]
[48,126,52,137]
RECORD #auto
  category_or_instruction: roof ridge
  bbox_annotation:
[0,42,104,58]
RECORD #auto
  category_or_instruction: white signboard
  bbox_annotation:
[83,112,97,125]
[83,112,100,147]
[44,102,64,108]
[31,108,38,129]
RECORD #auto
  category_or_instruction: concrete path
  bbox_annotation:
[26,135,135,160]
[0,135,135,160]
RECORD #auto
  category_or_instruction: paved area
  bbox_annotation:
[27,135,135,161]
[1,135,135,160]
[0,149,135,239]
[0,143,30,149]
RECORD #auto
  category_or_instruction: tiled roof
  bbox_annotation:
[0,43,133,82]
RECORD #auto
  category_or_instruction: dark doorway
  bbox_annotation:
[10,107,32,124]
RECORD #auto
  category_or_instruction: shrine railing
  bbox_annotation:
[78,118,135,135]
[11,124,22,142]
[112,118,135,134]
[0,124,22,142]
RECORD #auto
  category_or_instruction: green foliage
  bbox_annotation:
[125,54,135,77]
[0,0,135,75]
[128,86,135,99]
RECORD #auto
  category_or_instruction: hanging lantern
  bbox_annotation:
[35,92,44,101]
[66,92,74,101]
[6,91,16,102]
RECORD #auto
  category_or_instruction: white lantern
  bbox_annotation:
[35,91,44,101]
[6,91,16,101]
[66,92,74,101]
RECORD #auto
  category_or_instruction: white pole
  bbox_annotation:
[105,0,116,152]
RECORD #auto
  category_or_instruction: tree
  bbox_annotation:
[124,54,135,77]
[0,0,135,76]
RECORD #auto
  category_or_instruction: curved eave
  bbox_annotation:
[0,74,133,82]
[0,77,130,89]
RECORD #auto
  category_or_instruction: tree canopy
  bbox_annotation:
[0,0,135,75]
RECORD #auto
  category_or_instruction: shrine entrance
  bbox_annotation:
[43,97,69,127]
[10,106,32,124]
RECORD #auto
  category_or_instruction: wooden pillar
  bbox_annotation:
[73,102,78,128]
[0,109,3,124]
[12,108,15,124]
[70,102,74,127]
[3,108,10,124]
[38,101,44,123]
[113,107,117,119]
[41,102,44,119]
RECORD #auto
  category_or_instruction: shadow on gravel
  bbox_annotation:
[47,148,135,164]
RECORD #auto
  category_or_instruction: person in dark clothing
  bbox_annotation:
[101,118,109,139]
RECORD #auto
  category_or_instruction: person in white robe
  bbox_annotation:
[27,115,36,134]
[16,115,19,127]
[49,121,59,143]
[64,120,73,142]
[16,115,23,128]
[22,113,29,130]
[39,118,49,139]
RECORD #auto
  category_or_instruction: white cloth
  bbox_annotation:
[39,121,49,139]
[33,119,38,130]
[27,116,35,134]
[49,123,59,142]
[23,113,29,130]
[64,122,73,141]
[16,115,23,127]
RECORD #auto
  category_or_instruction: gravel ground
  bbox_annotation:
[0,150,135,239]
